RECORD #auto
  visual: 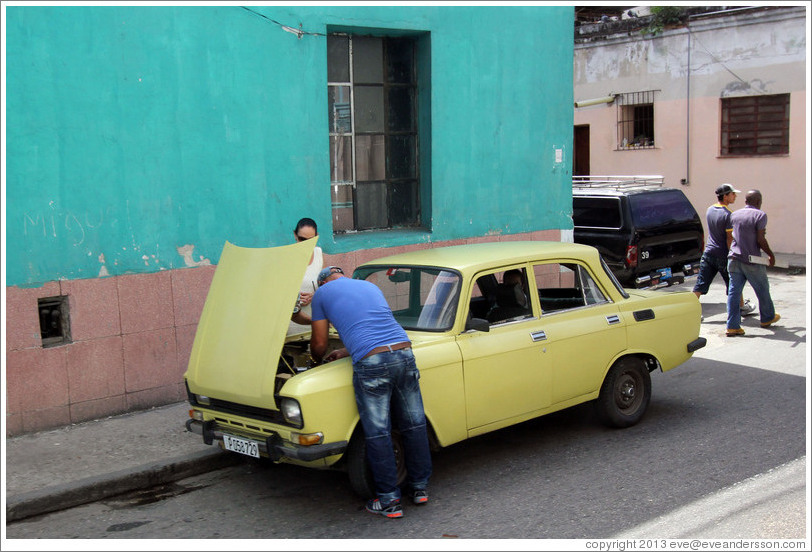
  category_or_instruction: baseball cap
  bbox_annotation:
[317,266,344,286]
[715,183,741,196]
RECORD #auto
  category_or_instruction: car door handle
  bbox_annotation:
[530,330,547,342]
[606,314,621,325]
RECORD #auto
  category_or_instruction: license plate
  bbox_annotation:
[222,434,260,458]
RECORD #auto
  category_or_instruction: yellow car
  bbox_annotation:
[185,239,705,497]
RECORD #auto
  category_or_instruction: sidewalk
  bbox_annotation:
[3,255,807,528]
[4,402,240,522]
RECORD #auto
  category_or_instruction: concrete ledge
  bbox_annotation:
[6,448,240,522]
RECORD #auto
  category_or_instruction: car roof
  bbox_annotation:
[357,241,602,274]
[572,185,681,197]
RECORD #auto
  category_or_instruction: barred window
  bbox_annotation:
[328,34,421,233]
[617,91,656,150]
[720,94,790,156]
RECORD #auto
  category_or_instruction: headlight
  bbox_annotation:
[280,398,303,427]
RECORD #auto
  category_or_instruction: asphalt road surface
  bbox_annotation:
[5,272,807,542]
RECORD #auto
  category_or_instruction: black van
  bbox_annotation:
[572,178,704,288]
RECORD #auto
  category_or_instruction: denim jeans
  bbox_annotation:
[693,252,730,295]
[726,258,775,330]
[352,348,432,504]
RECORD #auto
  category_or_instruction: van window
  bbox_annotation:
[629,190,698,228]
[572,197,622,229]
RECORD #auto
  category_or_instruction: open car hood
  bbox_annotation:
[185,239,316,408]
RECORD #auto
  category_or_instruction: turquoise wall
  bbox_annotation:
[5,5,574,287]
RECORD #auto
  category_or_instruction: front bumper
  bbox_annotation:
[185,419,348,463]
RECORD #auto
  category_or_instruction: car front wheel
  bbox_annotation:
[346,429,407,499]
[596,357,651,428]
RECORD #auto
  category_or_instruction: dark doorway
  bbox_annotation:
[573,125,590,176]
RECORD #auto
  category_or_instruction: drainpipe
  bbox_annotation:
[682,21,691,186]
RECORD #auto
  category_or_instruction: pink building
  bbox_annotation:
[573,6,807,255]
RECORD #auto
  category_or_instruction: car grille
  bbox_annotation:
[189,393,287,426]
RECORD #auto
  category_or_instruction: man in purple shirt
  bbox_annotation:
[725,190,780,337]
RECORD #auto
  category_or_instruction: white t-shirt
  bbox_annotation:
[287,246,323,336]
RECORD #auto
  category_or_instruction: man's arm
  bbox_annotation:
[309,319,330,363]
[291,311,311,325]
[756,228,776,267]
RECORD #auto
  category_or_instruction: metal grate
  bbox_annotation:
[616,91,657,150]
[721,94,790,156]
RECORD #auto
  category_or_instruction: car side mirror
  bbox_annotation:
[465,317,490,333]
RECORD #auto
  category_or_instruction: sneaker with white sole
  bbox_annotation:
[741,299,756,316]
[365,498,403,518]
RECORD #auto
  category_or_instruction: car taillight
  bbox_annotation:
[626,245,638,268]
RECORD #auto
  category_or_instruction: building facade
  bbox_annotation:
[4,6,575,434]
[573,5,807,255]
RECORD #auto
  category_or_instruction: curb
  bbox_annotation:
[6,448,240,522]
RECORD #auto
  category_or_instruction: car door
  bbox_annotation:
[456,266,552,433]
[531,260,628,405]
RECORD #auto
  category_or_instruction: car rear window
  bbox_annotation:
[629,190,699,228]
[572,196,622,229]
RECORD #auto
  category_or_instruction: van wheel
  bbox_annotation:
[596,357,651,428]
[346,429,407,499]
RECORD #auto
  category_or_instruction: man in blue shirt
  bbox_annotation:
[310,266,432,518]
[693,183,754,316]
[726,190,780,337]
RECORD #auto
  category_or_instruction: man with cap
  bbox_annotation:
[309,266,432,519]
[693,183,754,316]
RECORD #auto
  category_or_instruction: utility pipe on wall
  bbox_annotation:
[574,95,617,108]
[683,21,692,186]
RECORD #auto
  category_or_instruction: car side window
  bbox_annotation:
[470,267,533,326]
[533,262,608,313]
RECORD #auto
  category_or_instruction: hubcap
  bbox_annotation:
[616,373,640,411]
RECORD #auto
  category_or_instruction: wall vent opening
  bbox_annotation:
[38,296,71,348]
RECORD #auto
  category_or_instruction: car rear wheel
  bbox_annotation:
[596,357,651,428]
[346,429,407,499]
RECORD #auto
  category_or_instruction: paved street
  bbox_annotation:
[4,268,807,543]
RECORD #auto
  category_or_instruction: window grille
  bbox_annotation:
[328,34,420,233]
[720,94,790,156]
[616,91,656,150]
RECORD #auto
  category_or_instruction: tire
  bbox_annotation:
[346,429,407,499]
[596,357,651,428]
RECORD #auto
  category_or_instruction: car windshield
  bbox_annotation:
[353,266,462,332]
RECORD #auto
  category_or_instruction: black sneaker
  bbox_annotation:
[412,489,428,505]
[365,498,403,518]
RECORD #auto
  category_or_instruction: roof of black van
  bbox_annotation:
[572,185,684,197]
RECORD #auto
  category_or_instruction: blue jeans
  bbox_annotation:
[693,252,729,295]
[726,259,775,330]
[352,348,432,505]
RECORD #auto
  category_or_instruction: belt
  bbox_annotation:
[362,341,412,359]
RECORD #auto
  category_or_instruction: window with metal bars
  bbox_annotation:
[616,91,656,150]
[720,94,790,156]
[327,34,420,233]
